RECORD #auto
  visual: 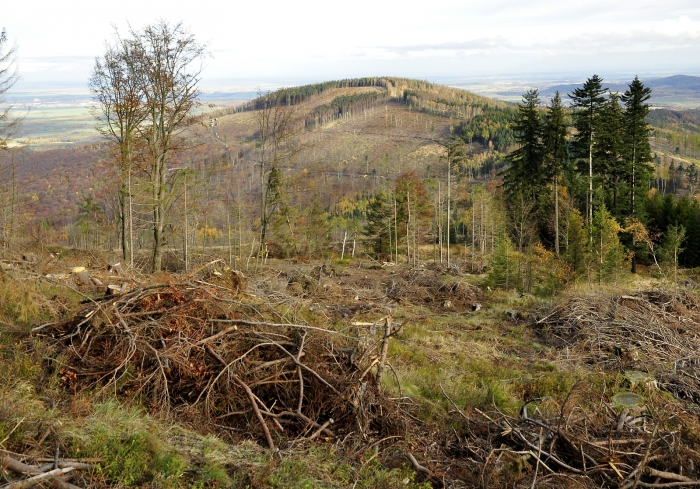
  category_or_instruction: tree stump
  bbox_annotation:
[108,262,125,276]
[106,283,129,295]
[71,267,91,286]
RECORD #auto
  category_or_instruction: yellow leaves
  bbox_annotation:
[195,225,220,241]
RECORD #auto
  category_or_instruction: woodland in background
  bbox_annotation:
[1,35,699,290]
[7,24,700,489]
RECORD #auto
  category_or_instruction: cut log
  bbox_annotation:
[90,277,103,287]
[1,467,75,489]
[107,262,124,276]
[71,267,91,286]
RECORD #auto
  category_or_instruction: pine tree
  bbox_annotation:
[621,76,653,216]
[569,75,608,225]
[542,92,568,256]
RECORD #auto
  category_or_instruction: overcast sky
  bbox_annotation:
[4,0,700,92]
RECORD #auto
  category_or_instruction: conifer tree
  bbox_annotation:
[564,209,586,275]
[364,189,394,256]
[570,75,608,225]
[591,205,625,283]
[503,89,544,202]
[621,76,653,216]
[488,234,519,290]
[0,28,20,149]
[596,93,626,217]
[542,92,568,256]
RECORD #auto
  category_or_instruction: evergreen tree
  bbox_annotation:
[364,190,394,256]
[597,93,626,217]
[569,75,608,225]
[488,234,519,290]
[542,92,568,256]
[621,76,653,216]
[503,89,544,202]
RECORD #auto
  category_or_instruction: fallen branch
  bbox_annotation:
[406,452,430,475]
[0,467,75,489]
[205,344,275,450]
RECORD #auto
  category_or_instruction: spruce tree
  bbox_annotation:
[591,205,625,283]
[364,190,394,256]
[569,75,608,226]
[564,209,586,275]
[504,89,544,202]
[542,92,568,256]
[621,76,653,216]
[596,93,626,217]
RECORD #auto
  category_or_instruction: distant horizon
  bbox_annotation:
[8,71,700,100]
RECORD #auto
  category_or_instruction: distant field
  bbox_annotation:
[9,94,249,150]
[11,105,97,149]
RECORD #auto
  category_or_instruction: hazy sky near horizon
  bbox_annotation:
[4,0,700,92]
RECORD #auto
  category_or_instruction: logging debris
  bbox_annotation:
[35,282,406,451]
[538,290,700,407]
[0,450,92,489]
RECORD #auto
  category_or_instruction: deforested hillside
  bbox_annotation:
[3,77,516,256]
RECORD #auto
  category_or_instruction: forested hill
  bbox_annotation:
[4,77,517,249]
[647,108,700,129]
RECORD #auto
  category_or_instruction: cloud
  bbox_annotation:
[18,55,94,73]
[373,16,700,60]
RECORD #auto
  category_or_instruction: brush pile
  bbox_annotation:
[450,395,700,488]
[538,290,700,406]
[35,282,405,450]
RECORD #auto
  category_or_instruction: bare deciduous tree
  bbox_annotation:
[90,36,146,267]
[91,21,206,272]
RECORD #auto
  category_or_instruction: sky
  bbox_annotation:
[3,0,700,93]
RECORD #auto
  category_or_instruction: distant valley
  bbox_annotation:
[451,74,700,108]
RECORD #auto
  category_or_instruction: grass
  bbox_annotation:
[0,274,82,329]
[384,288,561,413]
[4,259,700,486]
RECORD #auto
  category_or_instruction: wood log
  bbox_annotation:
[1,467,74,489]
[107,262,124,276]
[90,277,103,287]
[71,267,91,286]
[0,452,82,489]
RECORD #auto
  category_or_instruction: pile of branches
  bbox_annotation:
[35,283,406,450]
[537,291,700,406]
[454,400,700,488]
[385,270,481,310]
[0,450,93,489]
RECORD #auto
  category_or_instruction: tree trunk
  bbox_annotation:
[152,156,166,272]
[120,183,128,262]
[554,174,560,257]
[588,141,593,227]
